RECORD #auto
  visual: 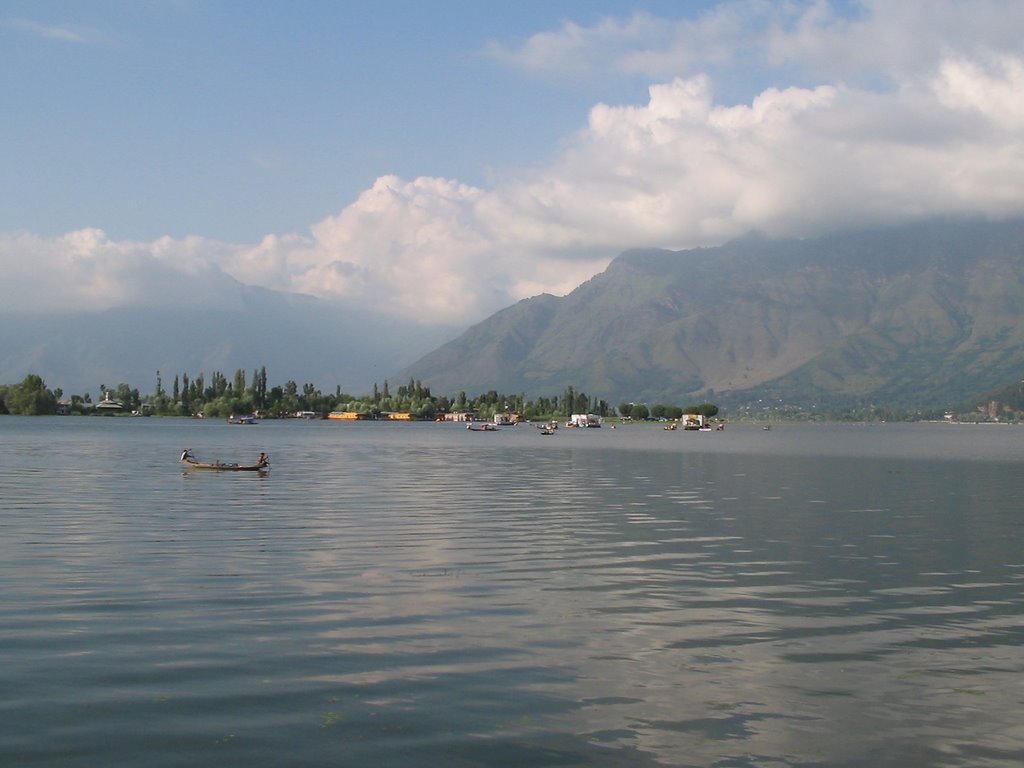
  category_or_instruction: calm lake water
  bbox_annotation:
[2,417,1023,767]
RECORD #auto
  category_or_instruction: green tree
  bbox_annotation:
[254,366,268,410]
[267,385,284,413]
[154,370,168,412]
[115,383,140,412]
[180,373,191,415]
[191,374,205,408]
[5,374,58,415]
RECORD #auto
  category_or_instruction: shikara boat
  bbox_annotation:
[180,449,269,471]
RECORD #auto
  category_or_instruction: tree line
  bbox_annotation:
[0,369,716,421]
[618,402,719,420]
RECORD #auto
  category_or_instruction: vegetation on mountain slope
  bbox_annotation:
[398,219,1024,411]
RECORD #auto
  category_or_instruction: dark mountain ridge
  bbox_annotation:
[397,218,1024,409]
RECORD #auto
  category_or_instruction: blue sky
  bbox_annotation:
[2,1,1024,329]
[2,1,723,241]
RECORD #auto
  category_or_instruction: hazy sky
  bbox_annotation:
[3,0,1024,327]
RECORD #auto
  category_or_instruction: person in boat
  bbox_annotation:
[257,452,268,467]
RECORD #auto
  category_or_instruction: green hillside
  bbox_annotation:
[398,219,1024,410]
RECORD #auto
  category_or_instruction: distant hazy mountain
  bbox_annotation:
[397,219,1024,410]
[0,281,455,398]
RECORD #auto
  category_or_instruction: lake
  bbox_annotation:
[2,417,1023,767]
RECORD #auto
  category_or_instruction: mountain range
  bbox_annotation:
[397,218,1024,410]
[6,218,1024,412]
[0,280,454,398]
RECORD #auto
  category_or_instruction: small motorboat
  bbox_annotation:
[180,449,269,471]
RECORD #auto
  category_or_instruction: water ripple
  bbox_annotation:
[2,419,1023,766]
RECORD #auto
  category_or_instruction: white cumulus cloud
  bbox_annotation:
[213,52,1024,322]
[0,229,244,314]
[4,2,1024,330]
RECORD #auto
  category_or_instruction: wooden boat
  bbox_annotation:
[466,423,498,431]
[227,415,257,425]
[180,449,269,471]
